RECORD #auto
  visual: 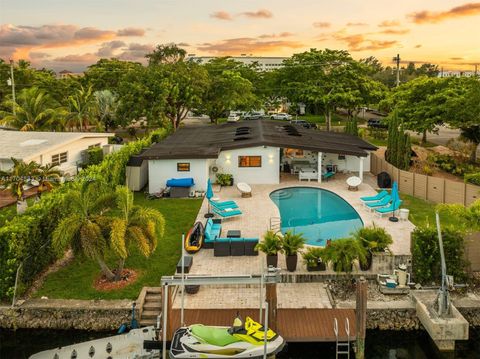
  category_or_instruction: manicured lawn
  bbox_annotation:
[35,194,202,300]
[401,194,456,228]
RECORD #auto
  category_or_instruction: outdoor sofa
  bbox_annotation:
[203,218,222,248]
[214,237,259,257]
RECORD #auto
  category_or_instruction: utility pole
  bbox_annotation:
[9,59,16,116]
[393,54,400,87]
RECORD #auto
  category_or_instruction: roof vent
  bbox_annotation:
[233,136,251,141]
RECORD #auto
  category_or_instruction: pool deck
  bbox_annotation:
[195,172,413,257]
[173,173,414,310]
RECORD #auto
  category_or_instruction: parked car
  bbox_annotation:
[290,120,313,129]
[243,112,263,120]
[227,113,241,122]
[270,113,292,121]
[367,118,388,129]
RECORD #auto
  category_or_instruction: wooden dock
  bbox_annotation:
[169,308,356,342]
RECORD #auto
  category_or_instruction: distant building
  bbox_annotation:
[57,70,84,79]
[0,130,113,174]
[187,55,288,71]
[438,70,477,78]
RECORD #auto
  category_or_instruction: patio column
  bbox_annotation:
[318,152,322,183]
[359,156,364,181]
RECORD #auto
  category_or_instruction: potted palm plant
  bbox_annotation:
[255,230,282,267]
[302,247,326,271]
[323,238,367,273]
[354,225,393,271]
[280,231,305,272]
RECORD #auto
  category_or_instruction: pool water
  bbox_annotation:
[270,187,363,246]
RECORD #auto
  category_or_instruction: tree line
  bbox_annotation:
[0,44,479,160]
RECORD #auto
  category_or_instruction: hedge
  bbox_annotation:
[411,225,467,285]
[0,128,169,300]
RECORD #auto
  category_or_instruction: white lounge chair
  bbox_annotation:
[236,182,252,198]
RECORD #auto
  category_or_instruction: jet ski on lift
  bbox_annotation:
[169,314,285,359]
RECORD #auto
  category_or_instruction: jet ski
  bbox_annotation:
[169,315,285,358]
[184,221,204,254]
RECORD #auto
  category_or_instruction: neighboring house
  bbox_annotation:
[140,120,377,193]
[187,55,288,71]
[57,69,84,79]
[0,130,114,174]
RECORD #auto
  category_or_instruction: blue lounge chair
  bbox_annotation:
[363,195,392,209]
[360,190,388,202]
[209,200,239,209]
[213,207,242,218]
[375,200,403,217]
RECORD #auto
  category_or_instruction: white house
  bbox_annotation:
[0,130,114,174]
[140,120,377,193]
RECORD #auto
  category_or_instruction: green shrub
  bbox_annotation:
[0,128,170,300]
[215,173,233,186]
[412,225,467,285]
[465,172,480,186]
[353,224,393,253]
[428,153,480,178]
[86,146,103,166]
[280,231,305,256]
[302,247,326,267]
[255,231,282,256]
[323,238,367,273]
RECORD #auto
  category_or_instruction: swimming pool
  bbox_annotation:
[270,187,363,246]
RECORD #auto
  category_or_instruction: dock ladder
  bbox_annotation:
[334,317,351,359]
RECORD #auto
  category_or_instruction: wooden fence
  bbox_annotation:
[370,153,480,206]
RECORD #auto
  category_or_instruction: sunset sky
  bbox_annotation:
[1,0,480,71]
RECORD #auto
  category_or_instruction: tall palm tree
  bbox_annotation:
[109,186,165,280]
[0,87,62,131]
[0,158,39,213]
[94,90,118,132]
[34,163,63,200]
[52,181,117,280]
[66,85,98,131]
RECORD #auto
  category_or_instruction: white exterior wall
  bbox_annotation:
[40,137,110,174]
[148,158,209,193]
[212,146,280,185]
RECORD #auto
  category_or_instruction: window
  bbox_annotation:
[238,156,262,167]
[177,162,190,172]
[51,152,68,166]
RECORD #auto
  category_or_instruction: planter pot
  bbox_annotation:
[360,252,373,271]
[228,178,234,186]
[286,254,298,272]
[266,255,278,268]
[307,261,326,272]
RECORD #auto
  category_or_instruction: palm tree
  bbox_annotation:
[34,163,62,200]
[66,85,98,131]
[0,158,39,213]
[52,181,117,280]
[0,87,62,131]
[94,90,118,132]
[323,238,367,273]
[109,186,165,280]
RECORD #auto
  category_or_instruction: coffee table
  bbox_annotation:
[227,230,241,238]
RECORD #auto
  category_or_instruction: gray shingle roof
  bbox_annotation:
[140,120,377,160]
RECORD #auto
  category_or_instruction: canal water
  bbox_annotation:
[1,328,479,358]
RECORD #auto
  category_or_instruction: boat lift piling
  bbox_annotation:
[355,277,367,359]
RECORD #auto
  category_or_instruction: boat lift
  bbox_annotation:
[160,268,281,359]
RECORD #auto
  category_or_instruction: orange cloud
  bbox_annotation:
[346,22,368,27]
[408,2,480,24]
[380,29,410,35]
[210,11,233,21]
[415,44,422,48]
[313,22,331,28]
[378,20,401,27]
[332,31,398,51]
[258,32,294,39]
[241,9,273,19]
[197,37,302,55]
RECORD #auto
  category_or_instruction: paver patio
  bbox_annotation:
[172,173,414,310]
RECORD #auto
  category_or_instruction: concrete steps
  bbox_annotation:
[138,287,162,327]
